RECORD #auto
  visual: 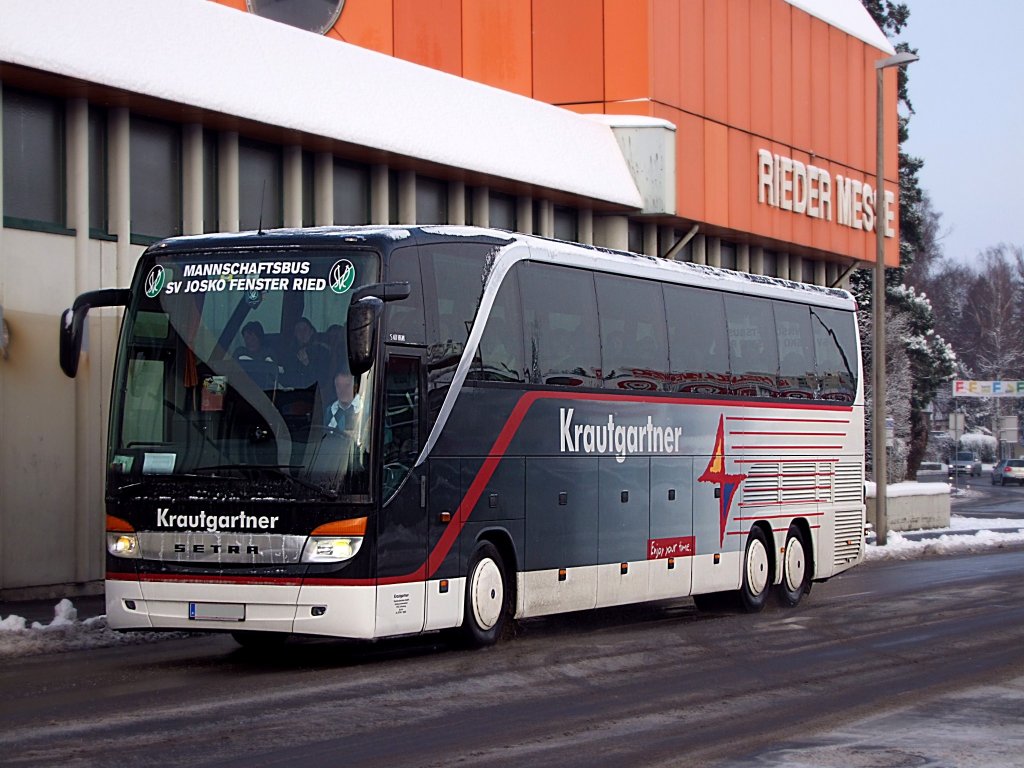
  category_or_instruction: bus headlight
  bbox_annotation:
[301,536,363,563]
[107,532,141,558]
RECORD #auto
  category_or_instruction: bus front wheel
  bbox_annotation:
[462,541,511,647]
[739,527,770,613]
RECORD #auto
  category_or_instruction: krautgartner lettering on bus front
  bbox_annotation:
[559,407,683,463]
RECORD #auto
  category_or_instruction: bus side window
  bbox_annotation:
[811,306,858,403]
[385,247,426,345]
[665,285,730,395]
[520,262,601,386]
[595,273,669,390]
[725,294,779,398]
[383,355,421,501]
[774,301,816,399]
[470,265,525,383]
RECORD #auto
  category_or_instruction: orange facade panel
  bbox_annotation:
[725,0,751,134]
[704,120,729,226]
[394,0,462,77]
[703,0,728,123]
[334,0,394,55]
[727,128,752,234]
[828,26,849,170]
[652,0,681,107]
[462,0,532,96]
[673,109,705,222]
[749,0,772,139]
[604,0,650,102]
[533,0,604,104]
[786,2,808,152]
[678,0,705,114]
[809,18,831,161]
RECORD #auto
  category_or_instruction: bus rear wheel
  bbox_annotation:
[777,525,812,607]
[462,541,511,647]
[739,527,770,613]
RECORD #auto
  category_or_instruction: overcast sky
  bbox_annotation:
[899,0,1024,266]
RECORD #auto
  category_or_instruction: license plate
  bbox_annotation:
[189,602,245,622]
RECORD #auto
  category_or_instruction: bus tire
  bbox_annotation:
[462,541,511,647]
[739,527,770,613]
[777,524,812,607]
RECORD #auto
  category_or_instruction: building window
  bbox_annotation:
[489,192,515,230]
[333,160,369,224]
[2,89,65,229]
[553,206,577,242]
[88,106,108,236]
[130,116,182,241]
[247,0,345,34]
[239,138,282,231]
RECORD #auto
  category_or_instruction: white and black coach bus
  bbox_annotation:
[60,226,865,647]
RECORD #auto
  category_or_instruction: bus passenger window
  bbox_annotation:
[725,295,779,398]
[774,302,816,399]
[520,262,601,387]
[596,274,669,390]
[385,248,426,345]
[471,267,525,383]
[811,307,858,402]
[665,285,730,395]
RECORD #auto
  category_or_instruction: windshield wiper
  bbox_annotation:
[190,464,339,500]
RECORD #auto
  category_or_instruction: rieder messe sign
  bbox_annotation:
[756,149,896,237]
[953,380,1024,398]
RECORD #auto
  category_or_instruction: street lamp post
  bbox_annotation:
[873,51,918,546]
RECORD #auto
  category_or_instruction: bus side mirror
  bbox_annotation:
[347,296,384,376]
[59,288,130,378]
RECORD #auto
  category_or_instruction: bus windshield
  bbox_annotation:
[108,248,380,501]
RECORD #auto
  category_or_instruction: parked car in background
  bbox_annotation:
[991,458,1024,486]
[916,461,950,482]
[952,451,982,476]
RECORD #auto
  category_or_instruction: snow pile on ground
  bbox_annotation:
[865,516,1024,561]
[0,599,186,659]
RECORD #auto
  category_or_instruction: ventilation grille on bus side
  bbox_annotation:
[833,461,864,504]
[833,507,865,566]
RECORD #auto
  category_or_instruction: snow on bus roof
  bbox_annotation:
[0,0,643,209]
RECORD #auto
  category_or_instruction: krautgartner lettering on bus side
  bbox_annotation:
[559,407,683,463]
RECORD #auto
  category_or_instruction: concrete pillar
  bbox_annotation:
[750,246,764,275]
[516,196,533,234]
[692,234,707,265]
[814,260,826,286]
[370,164,388,225]
[283,145,303,228]
[448,181,466,225]
[398,170,416,224]
[217,131,239,232]
[472,186,489,227]
[791,254,803,283]
[537,199,554,237]
[182,124,204,235]
[778,252,791,280]
[599,215,629,251]
[826,261,839,287]
[68,98,95,584]
[643,223,658,257]
[109,108,131,285]
[706,237,721,267]
[578,209,593,244]
[737,243,750,273]
[314,153,333,226]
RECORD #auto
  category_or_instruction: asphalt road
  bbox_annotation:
[3,539,1024,768]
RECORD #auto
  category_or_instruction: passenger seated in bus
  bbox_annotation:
[325,370,363,433]
[285,316,329,388]
[233,321,275,363]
